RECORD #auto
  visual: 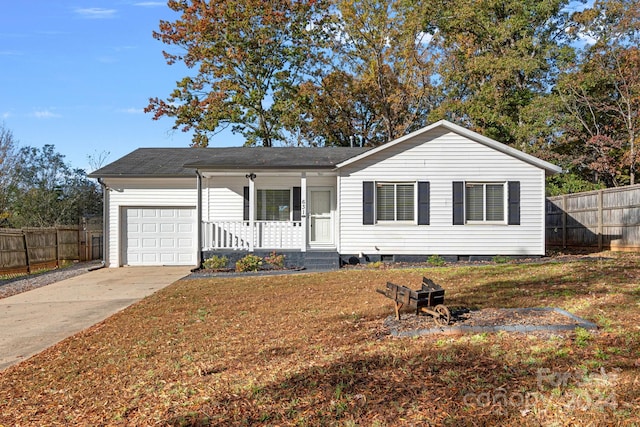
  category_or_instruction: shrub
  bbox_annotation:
[203,255,229,270]
[235,254,263,272]
[366,261,383,269]
[492,255,510,264]
[264,251,286,269]
[427,254,446,267]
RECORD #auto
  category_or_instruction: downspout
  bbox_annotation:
[195,170,203,270]
[92,178,108,270]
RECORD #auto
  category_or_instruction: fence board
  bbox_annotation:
[0,226,102,274]
[547,185,640,251]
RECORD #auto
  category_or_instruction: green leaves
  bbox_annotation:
[148,0,327,147]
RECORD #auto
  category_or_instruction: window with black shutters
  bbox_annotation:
[465,182,505,223]
[375,182,414,222]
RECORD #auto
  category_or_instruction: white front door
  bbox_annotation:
[309,188,333,245]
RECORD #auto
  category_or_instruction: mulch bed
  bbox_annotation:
[383,306,597,337]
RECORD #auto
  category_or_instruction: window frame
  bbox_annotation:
[375,181,416,224]
[464,182,507,224]
[255,188,292,222]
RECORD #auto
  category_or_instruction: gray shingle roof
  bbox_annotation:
[88,147,370,178]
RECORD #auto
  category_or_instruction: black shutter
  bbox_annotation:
[508,181,520,225]
[243,186,250,221]
[293,187,301,221]
[453,181,464,225]
[363,181,374,225]
[417,181,430,225]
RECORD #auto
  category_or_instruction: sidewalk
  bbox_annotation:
[0,266,191,371]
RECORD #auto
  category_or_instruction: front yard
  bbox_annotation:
[1,254,639,425]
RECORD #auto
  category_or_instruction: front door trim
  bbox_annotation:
[308,187,335,248]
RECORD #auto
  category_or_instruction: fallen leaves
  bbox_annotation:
[0,253,639,425]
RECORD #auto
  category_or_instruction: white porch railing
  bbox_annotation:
[203,221,303,250]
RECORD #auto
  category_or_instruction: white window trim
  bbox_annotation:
[375,181,417,224]
[256,188,292,222]
[464,182,507,225]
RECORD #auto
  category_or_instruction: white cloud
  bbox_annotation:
[133,2,165,6]
[2,112,11,119]
[33,110,62,119]
[0,50,22,56]
[117,107,144,114]
[74,8,117,19]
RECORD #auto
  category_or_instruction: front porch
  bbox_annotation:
[198,169,338,255]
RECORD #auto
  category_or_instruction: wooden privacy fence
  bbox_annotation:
[0,226,103,274]
[546,185,640,251]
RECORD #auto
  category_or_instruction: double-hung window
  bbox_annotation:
[465,182,505,222]
[256,189,290,221]
[376,182,415,222]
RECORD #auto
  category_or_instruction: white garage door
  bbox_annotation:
[123,207,196,266]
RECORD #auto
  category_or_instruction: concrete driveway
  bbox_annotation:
[0,266,191,371]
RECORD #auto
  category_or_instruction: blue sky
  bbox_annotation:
[0,1,243,173]
[2,1,595,174]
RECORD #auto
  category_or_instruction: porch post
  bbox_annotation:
[248,174,255,252]
[301,172,307,252]
[196,170,203,268]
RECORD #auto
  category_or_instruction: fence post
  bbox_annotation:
[597,190,603,251]
[561,195,567,248]
[22,231,31,273]
[55,227,60,268]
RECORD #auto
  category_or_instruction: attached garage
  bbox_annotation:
[122,207,196,266]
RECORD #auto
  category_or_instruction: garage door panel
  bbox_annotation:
[123,207,196,266]
[142,223,157,233]
[160,223,175,233]
[178,238,193,248]
[160,238,175,247]
[160,253,176,263]
[178,223,193,233]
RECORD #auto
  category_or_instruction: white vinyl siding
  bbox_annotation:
[101,178,198,267]
[338,129,547,256]
[201,175,336,222]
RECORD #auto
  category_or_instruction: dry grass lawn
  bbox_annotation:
[1,253,639,426]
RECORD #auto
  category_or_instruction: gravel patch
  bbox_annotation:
[0,261,103,300]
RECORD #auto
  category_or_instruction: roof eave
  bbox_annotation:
[88,173,196,179]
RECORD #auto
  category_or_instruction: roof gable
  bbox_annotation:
[335,120,562,175]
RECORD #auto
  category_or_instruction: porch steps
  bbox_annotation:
[304,251,340,271]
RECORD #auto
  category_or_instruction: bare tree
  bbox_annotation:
[0,123,18,225]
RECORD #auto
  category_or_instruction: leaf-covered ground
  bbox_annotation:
[1,254,639,426]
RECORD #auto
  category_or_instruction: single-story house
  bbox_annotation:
[89,120,562,269]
